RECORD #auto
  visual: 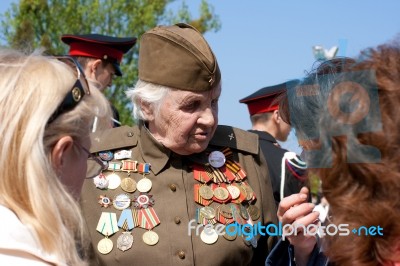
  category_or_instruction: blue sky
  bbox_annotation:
[2,1,400,153]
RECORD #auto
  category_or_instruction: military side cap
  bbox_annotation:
[61,34,137,76]
[138,23,221,91]
[240,80,299,115]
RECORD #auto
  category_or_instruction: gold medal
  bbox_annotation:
[142,231,159,246]
[241,183,254,201]
[199,185,213,200]
[137,178,152,193]
[247,204,261,221]
[106,172,121,190]
[213,187,229,201]
[217,204,233,219]
[97,238,113,254]
[200,206,216,219]
[117,232,133,251]
[120,177,137,193]
[200,228,218,244]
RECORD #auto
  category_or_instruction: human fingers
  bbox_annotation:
[277,191,309,220]
[280,202,316,226]
[291,211,320,233]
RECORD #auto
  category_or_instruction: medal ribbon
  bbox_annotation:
[139,207,160,230]
[138,163,151,174]
[108,161,122,171]
[193,164,211,183]
[221,165,236,182]
[117,209,135,230]
[132,208,140,227]
[204,165,226,183]
[96,212,119,236]
[121,160,138,172]
[220,147,233,159]
[225,159,240,174]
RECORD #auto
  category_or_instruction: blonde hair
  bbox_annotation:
[0,49,111,265]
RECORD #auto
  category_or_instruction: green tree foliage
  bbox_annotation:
[0,0,220,125]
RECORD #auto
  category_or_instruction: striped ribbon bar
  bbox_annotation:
[193,164,211,183]
[204,165,226,183]
[139,207,160,230]
[121,160,138,172]
[138,163,151,174]
[96,212,119,236]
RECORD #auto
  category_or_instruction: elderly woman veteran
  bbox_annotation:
[80,23,278,265]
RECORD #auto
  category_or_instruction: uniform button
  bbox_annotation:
[178,250,185,259]
[174,216,181,224]
[169,184,177,192]
[127,132,134,137]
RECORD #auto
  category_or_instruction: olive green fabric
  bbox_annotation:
[81,124,277,265]
[138,23,221,91]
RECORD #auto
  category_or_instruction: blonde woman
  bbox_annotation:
[0,49,111,265]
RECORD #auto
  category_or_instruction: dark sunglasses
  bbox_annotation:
[47,56,90,124]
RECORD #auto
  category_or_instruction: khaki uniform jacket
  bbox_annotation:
[81,124,277,266]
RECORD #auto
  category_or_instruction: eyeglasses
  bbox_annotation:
[47,56,90,124]
[74,141,107,179]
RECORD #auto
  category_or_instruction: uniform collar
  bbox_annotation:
[139,123,171,175]
[249,130,277,143]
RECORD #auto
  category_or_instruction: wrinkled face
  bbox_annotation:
[147,85,221,155]
[94,62,116,91]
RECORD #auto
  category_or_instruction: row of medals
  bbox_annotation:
[93,149,262,254]
[194,150,261,247]
[93,149,158,255]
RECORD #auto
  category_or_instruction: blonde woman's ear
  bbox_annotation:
[51,136,74,176]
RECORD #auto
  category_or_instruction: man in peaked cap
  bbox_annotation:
[240,80,306,206]
[80,23,278,265]
[61,34,136,126]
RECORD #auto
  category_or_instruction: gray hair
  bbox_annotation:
[126,79,170,121]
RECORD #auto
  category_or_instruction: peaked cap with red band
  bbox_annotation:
[240,80,299,115]
[61,34,136,76]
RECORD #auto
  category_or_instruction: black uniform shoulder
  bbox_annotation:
[209,125,259,155]
[90,125,139,152]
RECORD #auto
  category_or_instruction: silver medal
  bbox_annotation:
[117,232,133,251]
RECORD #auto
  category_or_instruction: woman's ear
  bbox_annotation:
[140,99,155,121]
[51,136,74,176]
